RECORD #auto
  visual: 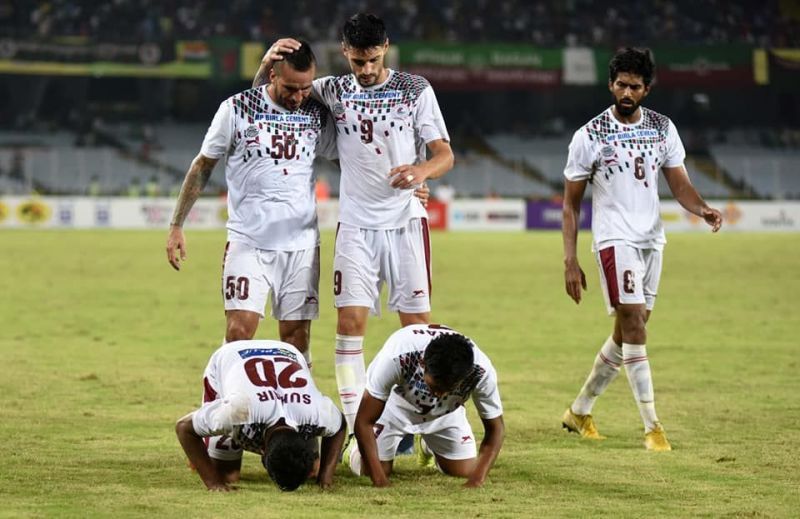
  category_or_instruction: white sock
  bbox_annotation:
[622,343,659,432]
[348,443,363,476]
[335,334,366,432]
[571,336,622,415]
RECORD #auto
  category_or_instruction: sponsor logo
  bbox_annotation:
[95,204,110,226]
[237,347,298,361]
[412,289,426,298]
[761,210,795,228]
[305,296,318,304]
[254,113,312,124]
[461,435,472,444]
[605,129,658,143]
[0,201,8,223]
[57,204,74,225]
[16,199,51,224]
[342,91,402,101]
[303,129,318,143]
[487,211,520,221]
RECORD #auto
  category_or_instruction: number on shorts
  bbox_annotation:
[360,119,373,144]
[225,276,250,300]
[634,156,645,180]
[333,270,342,296]
[623,270,635,294]
[244,357,308,389]
[214,434,240,451]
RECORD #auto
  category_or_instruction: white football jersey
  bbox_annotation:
[313,70,450,229]
[365,325,503,426]
[201,86,337,251]
[564,106,686,250]
[192,340,342,455]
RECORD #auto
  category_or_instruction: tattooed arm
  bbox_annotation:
[165,154,219,271]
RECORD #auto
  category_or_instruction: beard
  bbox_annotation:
[614,97,639,117]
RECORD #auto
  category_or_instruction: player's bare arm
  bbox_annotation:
[354,391,391,487]
[175,413,235,492]
[465,415,505,488]
[253,38,302,88]
[389,139,454,189]
[317,414,347,490]
[563,179,589,303]
[663,165,723,232]
[166,154,218,271]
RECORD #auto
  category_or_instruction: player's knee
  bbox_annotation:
[337,312,364,336]
[226,320,255,342]
[281,327,309,352]
[618,308,646,336]
[437,457,476,478]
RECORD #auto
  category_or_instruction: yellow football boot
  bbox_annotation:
[644,423,672,451]
[562,407,605,440]
[415,435,435,468]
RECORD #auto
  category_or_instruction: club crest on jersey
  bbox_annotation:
[333,102,346,123]
[601,145,619,167]
[244,125,260,147]
[303,129,318,143]
[392,104,410,119]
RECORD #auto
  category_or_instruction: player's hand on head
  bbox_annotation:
[166,226,187,271]
[702,206,722,232]
[263,38,302,64]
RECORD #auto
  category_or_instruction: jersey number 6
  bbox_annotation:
[634,156,645,180]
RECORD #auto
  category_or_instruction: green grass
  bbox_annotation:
[1,229,798,518]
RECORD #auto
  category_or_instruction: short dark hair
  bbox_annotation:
[262,429,316,491]
[423,334,475,390]
[341,13,387,49]
[609,47,656,87]
[276,39,316,74]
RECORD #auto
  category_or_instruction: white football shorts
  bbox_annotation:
[595,242,663,315]
[222,241,320,321]
[333,218,431,316]
[373,394,477,462]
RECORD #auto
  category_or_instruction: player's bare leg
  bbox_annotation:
[279,319,312,367]
[211,458,242,484]
[225,310,260,342]
[335,306,370,432]
[398,311,430,327]
[433,455,476,478]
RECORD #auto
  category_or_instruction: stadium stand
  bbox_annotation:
[3,0,797,46]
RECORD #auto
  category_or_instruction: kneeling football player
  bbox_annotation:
[176,340,346,491]
[350,325,505,488]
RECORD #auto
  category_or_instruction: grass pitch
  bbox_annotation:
[1,229,798,518]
